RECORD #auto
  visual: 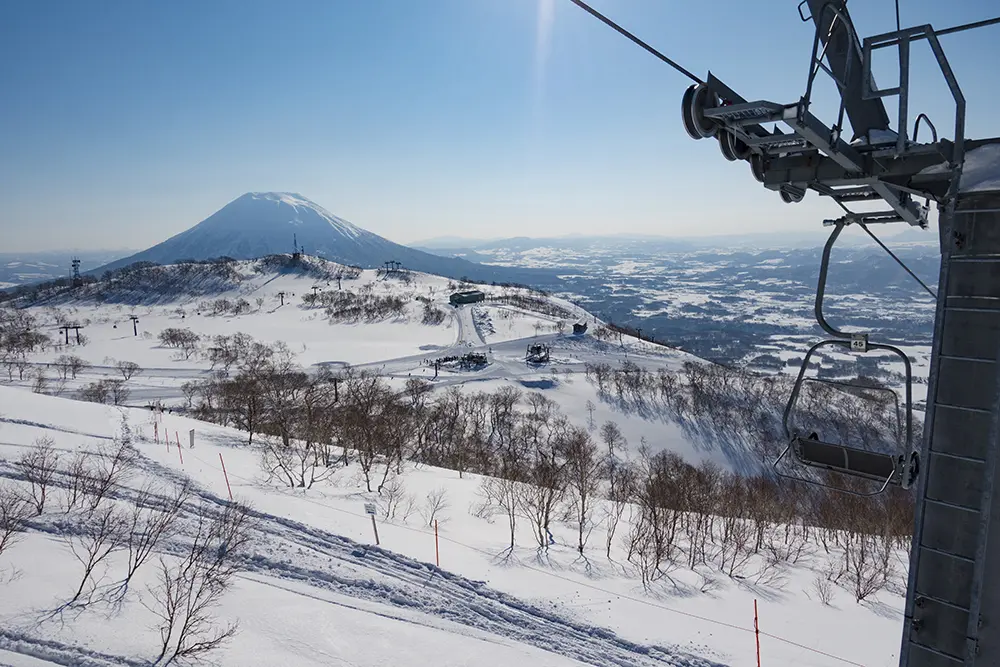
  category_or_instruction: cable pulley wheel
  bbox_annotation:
[688,83,718,138]
[718,130,752,162]
[718,131,738,161]
[780,186,805,204]
[681,84,701,140]
[729,132,751,160]
[750,153,766,182]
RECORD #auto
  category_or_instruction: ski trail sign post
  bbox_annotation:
[365,502,379,545]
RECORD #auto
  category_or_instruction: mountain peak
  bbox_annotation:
[92,193,555,286]
[215,191,364,240]
[242,191,312,205]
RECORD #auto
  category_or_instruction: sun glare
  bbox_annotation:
[533,0,557,104]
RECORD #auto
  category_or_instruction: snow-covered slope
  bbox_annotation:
[6,256,907,474]
[8,257,751,469]
[0,259,916,666]
[0,384,908,667]
[94,192,556,286]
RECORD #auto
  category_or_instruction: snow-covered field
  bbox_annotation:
[0,259,912,666]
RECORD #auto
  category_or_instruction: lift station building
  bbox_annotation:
[449,290,485,306]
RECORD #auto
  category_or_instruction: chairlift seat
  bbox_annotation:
[792,435,902,485]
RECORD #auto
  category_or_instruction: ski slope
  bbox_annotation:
[0,385,907,667]
[9,260,756,471]
[0,259,913,666]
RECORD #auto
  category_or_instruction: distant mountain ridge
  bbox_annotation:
[0,250,135,287]
[94,193,557,286]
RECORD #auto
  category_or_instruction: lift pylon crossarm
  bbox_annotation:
[679,3,977,227]
[805,0,892,140]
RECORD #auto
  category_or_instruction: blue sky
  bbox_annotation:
[1,0,998,251]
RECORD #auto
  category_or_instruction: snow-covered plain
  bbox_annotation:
[0,260,912,666]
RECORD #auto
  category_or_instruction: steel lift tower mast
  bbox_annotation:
[563,0,1000,663]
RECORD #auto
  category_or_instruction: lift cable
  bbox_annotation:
[564,0,703,84]
[935,14,1000,38]
[857,223,938,300]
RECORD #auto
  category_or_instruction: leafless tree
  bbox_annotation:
[0,486,32,556]
[116,360,142,381]
[516,459,565,550]
[601,421,628,558]
[843,530,894,602]
[60,450,91,513]
[404,377,432,408]
[68,355,89,377]
[158,328,200,353]
[79,380,111,404]
[337,374,410,492]
[67,502,128,605]
[31,369,49,394]
[377,475,416,521]
[54,354,89,381]
[422,487,450,527]
[480,474,522,554]
[259,435,334,490]
[147,501,254,665]
[584,400,596,430]
[180,381,200,410]
[12,355,30,381]
[16,437,60,515]
[106,378,131,405]
[108,482,190,604]
[813,573,834,605]
[627,449,687,587]
[82,432,138,512]
[562,427,601,553]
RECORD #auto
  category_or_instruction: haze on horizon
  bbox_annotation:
[1,0,998,253]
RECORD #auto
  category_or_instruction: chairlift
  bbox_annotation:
[773,221,920,496]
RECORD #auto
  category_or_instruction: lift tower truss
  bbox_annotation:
[563,0,1000,663]
[675,3,1000,663]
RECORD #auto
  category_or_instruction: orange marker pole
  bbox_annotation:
[434,519,440,567]
[754,599,761,667]
[219,452,233,500]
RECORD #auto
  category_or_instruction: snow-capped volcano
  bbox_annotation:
[95,192,554,285]
[237,191,366,240]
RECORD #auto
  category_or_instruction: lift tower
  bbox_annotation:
[681,3,1000,663]
[564,0,1000,663]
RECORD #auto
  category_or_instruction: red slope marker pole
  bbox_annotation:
[154,422,158,444]
[754,599,761,667]
[219,452,233,501]
[177,434,184,465]
[434,519,440,567]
